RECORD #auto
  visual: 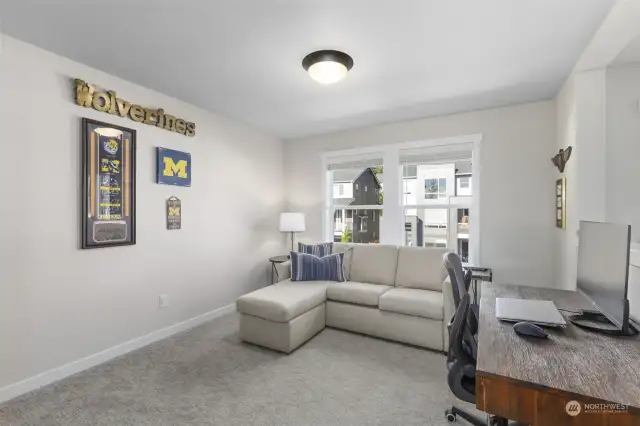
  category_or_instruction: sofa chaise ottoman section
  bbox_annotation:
[236,280,330,353]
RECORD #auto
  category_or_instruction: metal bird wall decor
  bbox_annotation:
[552,146,572,173]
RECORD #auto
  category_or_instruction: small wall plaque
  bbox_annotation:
[556,178,566,229]
[167,196,181,230]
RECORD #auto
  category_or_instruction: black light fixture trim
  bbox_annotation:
[302,50,354,71]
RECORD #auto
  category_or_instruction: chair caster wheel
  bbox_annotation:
[445,409,457,423]
[489,416,508,426]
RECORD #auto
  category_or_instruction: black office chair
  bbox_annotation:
[445,292,510,426]
[444,252,478,353]
[445,286,508,426]
[444,252,470,307]
[445,293,487,425]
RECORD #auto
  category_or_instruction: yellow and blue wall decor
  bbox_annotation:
[156,147,191,187]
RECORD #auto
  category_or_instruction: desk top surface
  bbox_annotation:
[477,283,640,409]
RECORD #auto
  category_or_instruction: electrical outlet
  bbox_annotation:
[159,294,169,308]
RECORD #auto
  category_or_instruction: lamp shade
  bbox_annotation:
[279,213,305,232]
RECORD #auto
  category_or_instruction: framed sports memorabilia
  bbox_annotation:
[556,177,566,230]
[81,118,136,248]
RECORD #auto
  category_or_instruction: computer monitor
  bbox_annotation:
[576,221,637,335]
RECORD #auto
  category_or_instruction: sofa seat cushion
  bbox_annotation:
[236,280,329,323]
[327,281,392,307]
[379,288,444,320]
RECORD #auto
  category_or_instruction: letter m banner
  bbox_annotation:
[157,147,191,187]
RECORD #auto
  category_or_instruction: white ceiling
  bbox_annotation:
[0,0,615,139]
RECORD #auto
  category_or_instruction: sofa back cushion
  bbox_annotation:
[395,246,448,291]
[333,243,356,280]
[349,244,399,286]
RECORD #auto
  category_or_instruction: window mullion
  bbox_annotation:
[381,148,401,245]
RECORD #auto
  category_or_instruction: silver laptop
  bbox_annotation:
[496,298,567,327]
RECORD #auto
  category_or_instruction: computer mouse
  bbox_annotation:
[513,321,549,339]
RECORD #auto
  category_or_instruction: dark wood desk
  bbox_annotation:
[476,283,640,426]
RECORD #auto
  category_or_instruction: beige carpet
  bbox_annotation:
[0,312,480,425]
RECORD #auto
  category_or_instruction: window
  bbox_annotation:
[326,158,383,244]
[400,146,474,259]
[457,208,470,262]
[425,178,447,199]
[455,174,472,197]
[324,136,479,260]
[333,182,353,198]
[359,217,368,232]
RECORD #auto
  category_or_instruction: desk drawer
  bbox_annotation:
[476,375,640,426]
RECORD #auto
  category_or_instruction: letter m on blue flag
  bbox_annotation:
[157,147,191,187]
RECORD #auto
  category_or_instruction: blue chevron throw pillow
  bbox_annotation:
[290,251,345,282]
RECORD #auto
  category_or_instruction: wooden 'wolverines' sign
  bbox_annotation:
[74,79,196,137]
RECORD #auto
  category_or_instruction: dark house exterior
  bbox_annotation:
[333,168,382,243]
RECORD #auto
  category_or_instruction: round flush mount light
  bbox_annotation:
[302,50,354,84]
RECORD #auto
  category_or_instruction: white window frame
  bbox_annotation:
[321,134,482,263]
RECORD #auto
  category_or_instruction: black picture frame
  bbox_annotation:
[556,177,566,230]
[81,118,137,249]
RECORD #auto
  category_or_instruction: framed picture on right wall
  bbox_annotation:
[556,177,566,229]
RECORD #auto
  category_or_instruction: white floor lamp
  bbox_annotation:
[280,212,306,253]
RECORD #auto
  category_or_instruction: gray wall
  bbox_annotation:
[284,101,557,288]
[0,36,285,392]
[606,64,640,241]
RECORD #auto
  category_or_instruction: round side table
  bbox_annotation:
[269,255,290,284]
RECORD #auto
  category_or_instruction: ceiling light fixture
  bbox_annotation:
[302,50,354,85]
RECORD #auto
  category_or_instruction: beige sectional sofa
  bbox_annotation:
[236,243,455,353]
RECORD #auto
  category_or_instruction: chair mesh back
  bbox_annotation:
[443,252,467,308]
[449,293,474,366]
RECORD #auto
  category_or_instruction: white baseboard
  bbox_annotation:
[0,302,236,404]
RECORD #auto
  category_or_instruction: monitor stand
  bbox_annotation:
[568,310,639,337]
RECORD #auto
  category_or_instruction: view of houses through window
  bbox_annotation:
[402,160,472,261]
[327,142,475,262]
[332,163,383,243]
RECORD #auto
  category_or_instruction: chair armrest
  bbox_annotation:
[274,261,291,282]
[442,276,455,350]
